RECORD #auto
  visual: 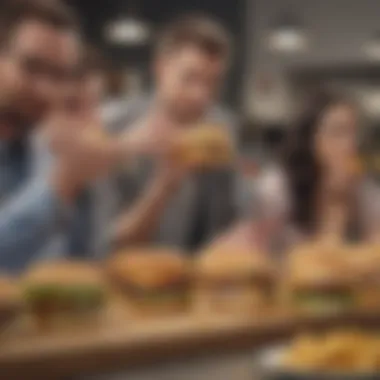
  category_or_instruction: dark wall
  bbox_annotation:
[66,0,248,109]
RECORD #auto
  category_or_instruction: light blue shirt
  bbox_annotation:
[0,135,81,272]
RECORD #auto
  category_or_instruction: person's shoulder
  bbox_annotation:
[101,95,150,134]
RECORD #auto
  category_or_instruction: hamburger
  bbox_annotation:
[346,244,380,309]
[0,276,22,330]
[171,124,234,169]
[348,154,363,177]
[107,247,191,315]
[193,247,276,314]
[22,261,107,327]
[284,242,354,314]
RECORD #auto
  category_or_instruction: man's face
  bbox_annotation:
[0,20,80,125]
[155,45,227,121]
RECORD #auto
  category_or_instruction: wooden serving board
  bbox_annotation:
[0,302,294,379]
[0,305,379,379]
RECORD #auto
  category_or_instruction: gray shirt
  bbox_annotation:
[91,97,249,255]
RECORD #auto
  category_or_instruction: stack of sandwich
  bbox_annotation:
[193,246,276,314]
[107,247,191,316]
[22,261,108,328]
[283,241,355,315]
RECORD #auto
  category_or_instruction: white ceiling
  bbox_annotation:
[243,0,380,121]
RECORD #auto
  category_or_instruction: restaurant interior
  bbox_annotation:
[1,0,380,379]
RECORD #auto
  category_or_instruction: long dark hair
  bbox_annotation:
[283,91,354,233]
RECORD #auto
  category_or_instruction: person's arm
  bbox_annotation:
[110,166,182,248]
[203,167,290,253]
[0,175,73,272]
[0,114,122,271]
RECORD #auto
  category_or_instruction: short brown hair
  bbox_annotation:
[0,0,78,48]
[156,14,231,59]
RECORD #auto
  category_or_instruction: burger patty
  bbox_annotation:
[293,290,354,311]
[129,290,189,307]
[24,284,106,312]
[113,274,189,293]
[199,276,274,293]
[122,283,189,305]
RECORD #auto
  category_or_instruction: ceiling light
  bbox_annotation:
[105,17,150,46]
[268,28,307,52]
[364,32,380,60]
[362,90,380,117]
[267,13,307,53]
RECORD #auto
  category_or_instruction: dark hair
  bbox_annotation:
[156,14,231,58]
[283,90,355,233]
[0,0,78,48]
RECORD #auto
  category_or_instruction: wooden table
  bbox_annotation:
[0,307,379,379]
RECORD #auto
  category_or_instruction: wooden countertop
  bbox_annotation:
[0,304,294,379]
[1,305,380,379]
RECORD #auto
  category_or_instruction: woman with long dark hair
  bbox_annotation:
[211,91,380,254]
[283,91,362,241]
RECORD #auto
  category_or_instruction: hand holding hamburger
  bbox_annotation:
[168,123,235,170]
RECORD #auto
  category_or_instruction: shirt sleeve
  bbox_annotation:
[0,177,68,273]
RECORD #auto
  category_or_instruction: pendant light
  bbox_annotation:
[105,2,150,46]
[267,12,307,53]
[364,31,380,60]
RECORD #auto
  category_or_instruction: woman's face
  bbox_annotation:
[314,103,358,173]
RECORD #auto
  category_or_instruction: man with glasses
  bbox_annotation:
[0,0,121,271]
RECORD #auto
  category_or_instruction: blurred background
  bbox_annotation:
[65,0,380,177]
[2,1,380,379]
[66,0,247,107]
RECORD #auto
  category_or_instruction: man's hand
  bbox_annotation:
[117,111,181,159]
[44,113,119,203]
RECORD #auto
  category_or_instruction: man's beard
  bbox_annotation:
[0,105,30,138]
[0,91,44,127]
